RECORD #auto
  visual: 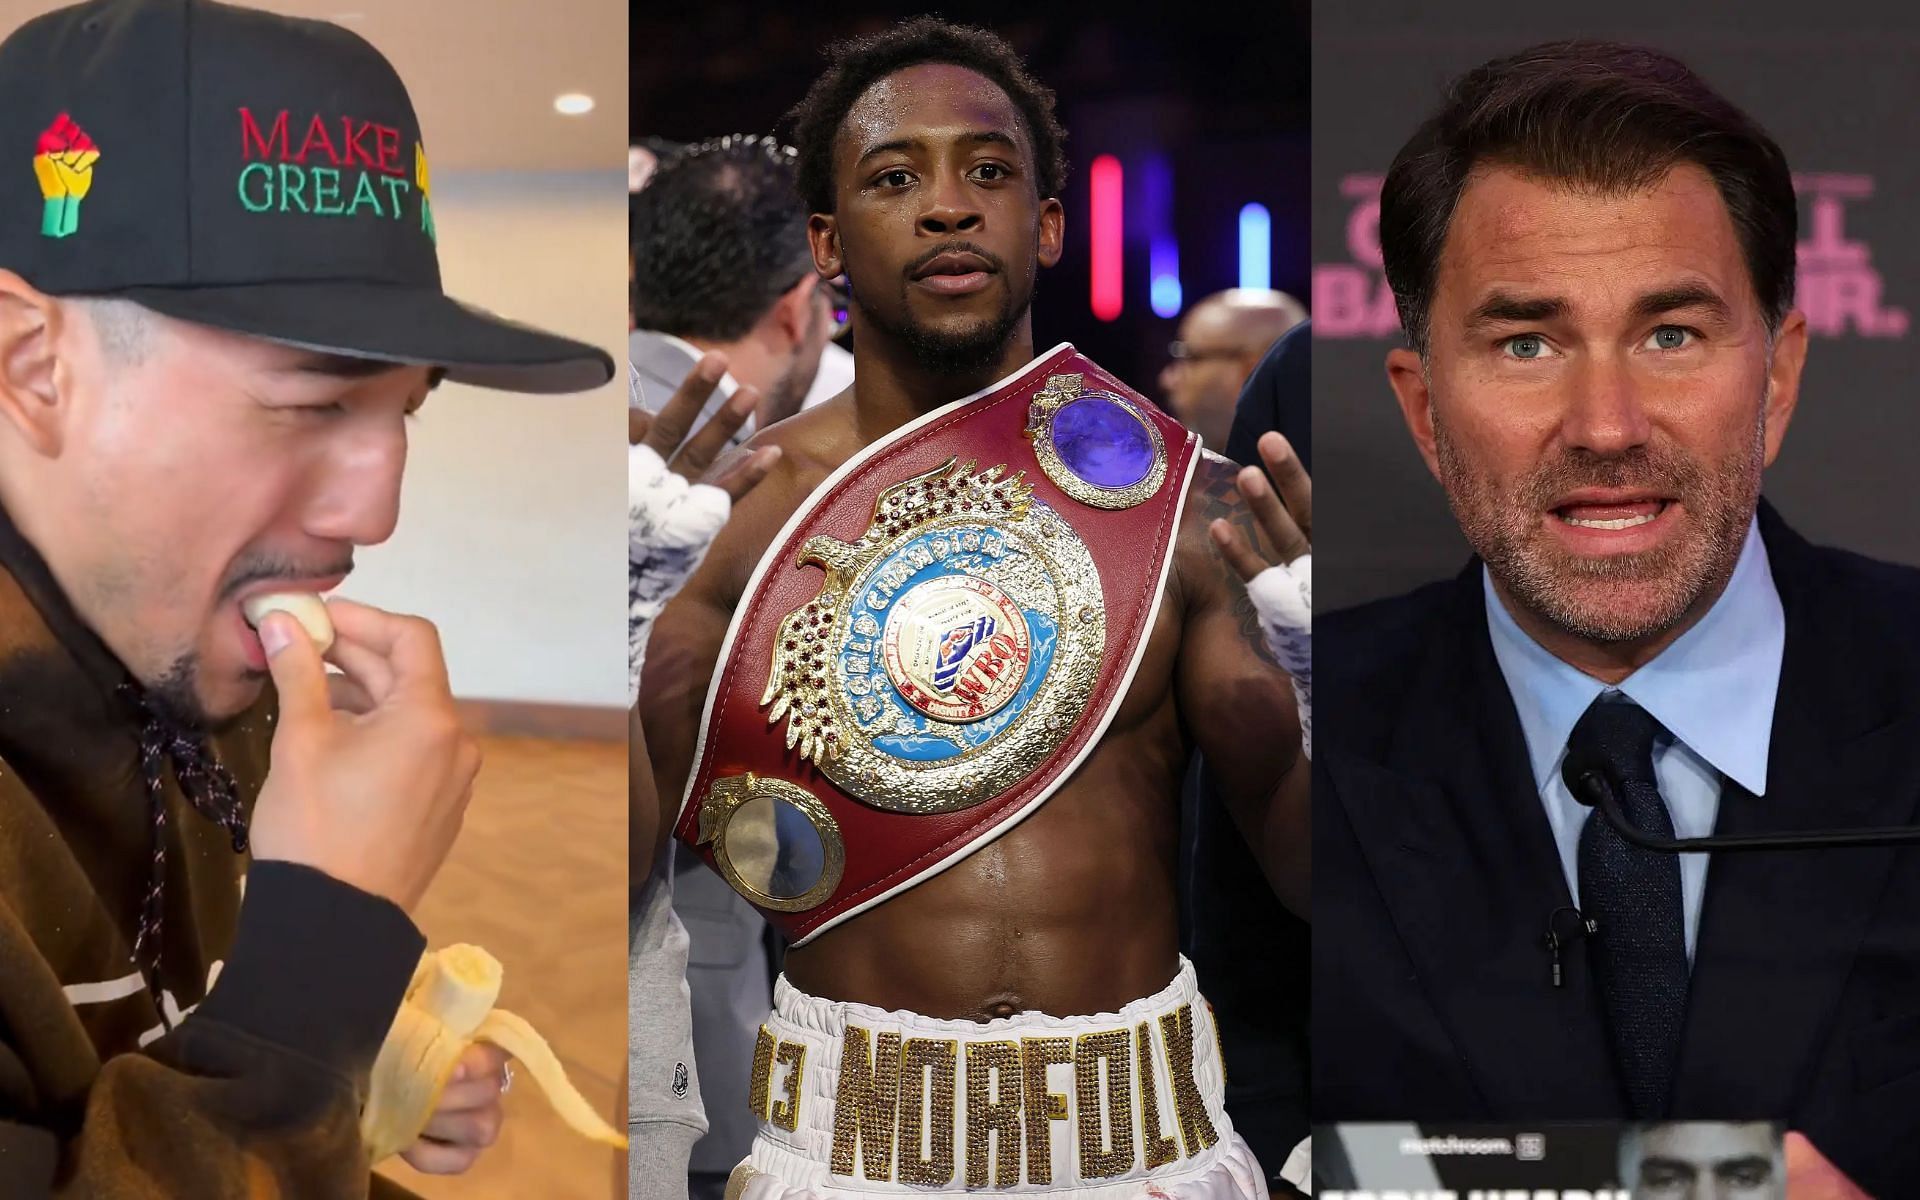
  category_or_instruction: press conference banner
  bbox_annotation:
[1314,1121,1785,1198]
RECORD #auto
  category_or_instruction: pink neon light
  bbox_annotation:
[1090,154,1123,321]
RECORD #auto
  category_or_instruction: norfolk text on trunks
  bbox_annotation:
[749,1006,1224,1186]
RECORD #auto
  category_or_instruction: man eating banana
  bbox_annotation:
[0,1,614,1194]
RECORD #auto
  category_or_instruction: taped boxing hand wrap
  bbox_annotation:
[629,442,731,702]
[1245,553,1312,760]
[630,442,729,565]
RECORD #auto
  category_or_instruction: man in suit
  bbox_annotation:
[1226,318,1311,481]
[1314,40,1916,1196]
[628,133,841,1197]
[630,135,844,450]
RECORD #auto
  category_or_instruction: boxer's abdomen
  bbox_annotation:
[782,620,1191,1021]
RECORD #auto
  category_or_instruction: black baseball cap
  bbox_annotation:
[0,0,614,393]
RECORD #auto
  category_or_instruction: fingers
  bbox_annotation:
[1258,431,1312,544]
[1210,518,1271,584]
[667,385,759,482]
[325,672,376,715]
[323,600,452,701]
[382,615,453,703]
[435,1074,508,1112]
[399,1134,486,1175]
[628,406,650,447]
[436,1083,507,1112]
[436,1043,512,1110]
[400,1043,509,1173]
[419,1102,504,1148]
[456,739,484,792]
[463,1041,513,1075]
[259,613,331,731]
[1785,1132,1872,1200]
[1239,465,1309,565]
[705,444,783,504]
[322,624,397,706]
[639,352,727,458]
[320,597,404,651]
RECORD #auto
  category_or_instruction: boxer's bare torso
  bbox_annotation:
[642,379,1306,1022]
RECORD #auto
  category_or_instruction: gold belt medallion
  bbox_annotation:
[1024,372,1169,510]
[759,457,1106,815]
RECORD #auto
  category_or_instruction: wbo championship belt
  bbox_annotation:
[673,344,1198,945]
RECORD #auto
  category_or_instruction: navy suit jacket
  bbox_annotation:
[1313,503,1920,1195]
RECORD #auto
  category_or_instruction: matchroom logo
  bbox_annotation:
[33,113,99,239]
[1392,1133,1545,1158]
[1313,172,1911,341]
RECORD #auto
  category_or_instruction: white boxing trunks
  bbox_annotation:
[723,957,1268,1198]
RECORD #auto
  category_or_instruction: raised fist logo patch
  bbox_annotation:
[34,113,99,239]
[415,141,434,242]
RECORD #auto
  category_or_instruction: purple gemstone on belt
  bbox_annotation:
[1051,397,1152,489]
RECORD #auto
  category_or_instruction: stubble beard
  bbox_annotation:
[853,270,1031,378]
[1433,404,1766,645]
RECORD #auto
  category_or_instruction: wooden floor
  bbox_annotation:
[376,734,628,1200]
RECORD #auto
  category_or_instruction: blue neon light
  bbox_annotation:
[1150,235,1181,317]
[1238,202,1271,290]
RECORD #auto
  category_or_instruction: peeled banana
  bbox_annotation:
[241,591,335,653]
[361,944,628,1159]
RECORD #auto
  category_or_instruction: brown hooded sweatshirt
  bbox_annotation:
[0,505,426,1198]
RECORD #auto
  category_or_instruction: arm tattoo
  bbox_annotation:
[1192,457,1280,669]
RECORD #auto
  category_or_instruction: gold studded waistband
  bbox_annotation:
[742,957,1235,1191]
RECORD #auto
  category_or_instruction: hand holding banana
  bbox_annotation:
[240,597,625,1161]
[362,944,628,1160]
[248,595,479,913]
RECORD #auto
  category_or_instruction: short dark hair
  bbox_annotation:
[1380,40,1797,355]
[784,16,1069,215]
[629,135,814,341]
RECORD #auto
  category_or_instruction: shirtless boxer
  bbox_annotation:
[640,18,1308,1198]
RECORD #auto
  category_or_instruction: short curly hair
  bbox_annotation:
[629,135,814,341]
[784,16,1069,215]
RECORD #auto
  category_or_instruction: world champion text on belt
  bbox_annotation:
[677,348,1197,943]
[749,454,1106,818]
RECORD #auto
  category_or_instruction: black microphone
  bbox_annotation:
[1543,905,1595,988]
[1560,751,1920,852]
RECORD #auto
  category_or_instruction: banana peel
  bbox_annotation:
[361,944,628,1159]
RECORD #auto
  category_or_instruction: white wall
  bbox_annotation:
[340,170,627,708]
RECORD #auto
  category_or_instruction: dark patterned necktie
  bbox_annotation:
[1569,697,1689,1118]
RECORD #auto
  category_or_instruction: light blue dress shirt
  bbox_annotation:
[1484,518,1785,963]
